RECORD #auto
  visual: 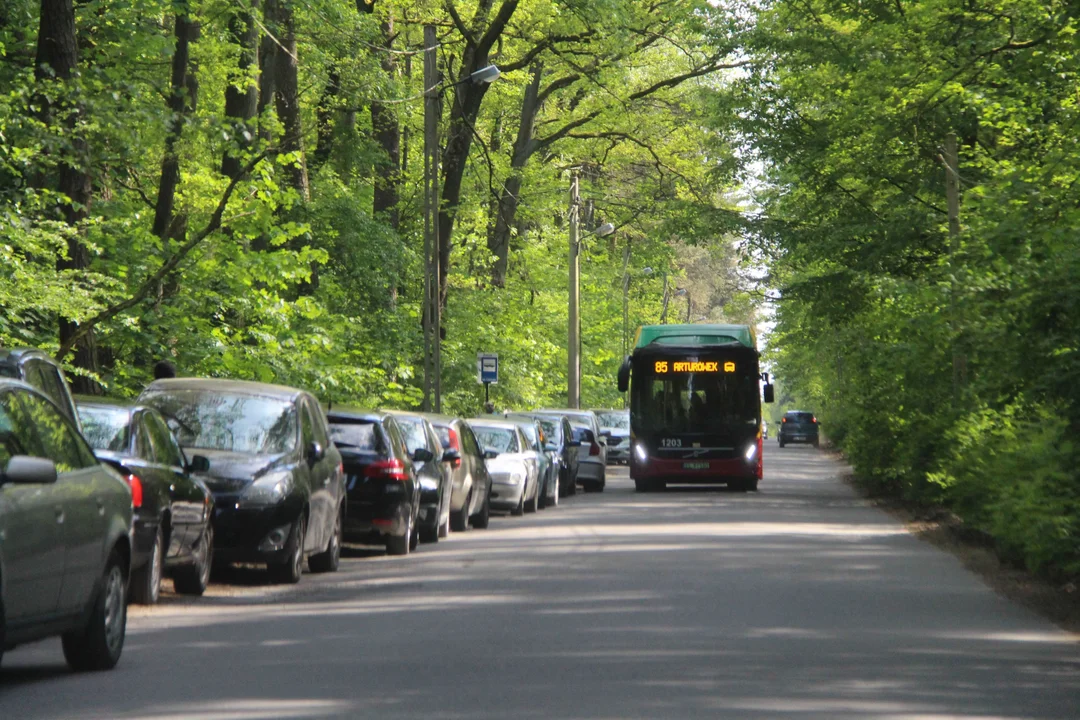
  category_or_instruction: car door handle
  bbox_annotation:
[55,507,65,524]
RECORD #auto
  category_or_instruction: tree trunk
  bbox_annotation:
[312,69,340,172]
[222,0,259,179]
[257,0,278,142]
[36,0,99,391]
[153,7,198,243]
[272,0,308,201]
[489,62,542,287]
[370,16,400,228]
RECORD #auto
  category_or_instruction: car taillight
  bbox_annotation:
[365,459,409,482]
[812,416,817,424]
[451,456,461,469]
[589,440,601,456]
[125,473,143,508]
[782,417,787,423]
[448,428,460,451]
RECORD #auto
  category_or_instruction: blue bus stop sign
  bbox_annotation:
[478,353,498,384]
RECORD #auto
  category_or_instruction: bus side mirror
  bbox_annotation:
[763,384,775,403]
[617,356,631,393]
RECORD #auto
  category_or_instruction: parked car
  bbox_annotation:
[534,409,607,492]
[779,410,819,448]
[469,418,540,515]
[77,400,215,602]
[0,347,81,430]
[594,409,630,464]
[508,412,579,497]
[327,409,420,555]
[387,411,453,543]
[0,379,132,671]
[423,415,492,531]
[139,379,345,583]
[506,415,558,509]
[762,420,769,439]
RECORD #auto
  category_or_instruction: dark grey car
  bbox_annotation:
[778,410,820,448]
[423,415,492,531]
[0,380,132,671]
[139,379,345,584]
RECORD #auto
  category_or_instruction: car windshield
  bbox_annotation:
[328,420,382,451]
[786,412,815,423]
[597,411,629,430]
[78,405,131,451]
[473,426,516,453]
[141,390,297,455]
[535,418,560,443]
[395,418,427,453]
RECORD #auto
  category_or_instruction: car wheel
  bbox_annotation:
[173,522,213,595]
[309,505,342,573]
[130,525,163,605]
[409,508,420,552]
[438,512,450,538]
[813,439,820,448]
[62,549,126,671]
[778,439,785,448]
[472,491,491,529]
[634,478,648,493]
[268,515,306,584]
[511,487,525,516]
[450,490,470,532]
[386,512,411,556]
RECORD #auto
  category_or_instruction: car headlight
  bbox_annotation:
[240,471,291,506]
[634,443,648,463]
[744,443,758,462]
[510,471,525,485]
[419,477,439,492]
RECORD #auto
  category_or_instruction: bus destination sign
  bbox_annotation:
[654,360,736,374]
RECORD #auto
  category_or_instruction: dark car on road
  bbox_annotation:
[779,410,820,448]
[535,409,606,492]
[508,412,579,497]
[77,401,215,603]
[0,379,132,671]
[423,415,492,531]
[388,411,453,543]
[0,348,81,430]
[328,410,421,555]
[139,379,345,584]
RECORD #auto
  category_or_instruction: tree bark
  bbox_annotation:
[489,62,542,287]
[257,0,278,142]
[222,0,259,179]
[272,0,308,200]
[370,16,400,228]
[153,7,198,242]
[35,0,99,391]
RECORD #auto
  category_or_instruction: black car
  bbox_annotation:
[779,410,820,448]
[77,401,216,603]
[423,415,492,531]
[0,348,81,430]
[388,411,454,543]
[509,412,579,497]
[327,410,421,556]
[138,379,345,584]
[0,379,133,671]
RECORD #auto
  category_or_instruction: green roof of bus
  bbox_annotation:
[633,324,755,350]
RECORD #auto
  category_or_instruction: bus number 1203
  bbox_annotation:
[661,438,682,448]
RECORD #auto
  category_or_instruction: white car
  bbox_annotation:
[468,419,541,515]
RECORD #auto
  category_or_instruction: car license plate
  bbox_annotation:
[794,435,805,441]
[683,461,709,470]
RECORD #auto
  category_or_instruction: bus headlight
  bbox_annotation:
[744,443,758,463]
[634,443,648,463]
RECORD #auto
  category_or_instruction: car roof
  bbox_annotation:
[467,418,520,431]
[383,409,429,423]
[0,347,55,367]
[419,413,465,427]
[143,377,306,400]
[326,408,387,423]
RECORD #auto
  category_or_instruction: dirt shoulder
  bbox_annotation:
[837,463,1080,637]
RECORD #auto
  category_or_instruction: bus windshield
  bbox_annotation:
[631,365,759,435]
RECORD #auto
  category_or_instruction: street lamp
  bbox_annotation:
[422,23,500,412]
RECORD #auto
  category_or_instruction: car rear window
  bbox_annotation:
[473,426,517,454]
[78,405,131,451]
[328,420,382,451]
[395,418,427,453]
[785,412,815,423]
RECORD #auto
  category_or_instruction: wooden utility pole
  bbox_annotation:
[568,171,581,409]
[422,24,439,411]
[944,133,966,390]
[621,241,631,361]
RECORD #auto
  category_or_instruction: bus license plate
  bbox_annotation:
[683,461,710,470]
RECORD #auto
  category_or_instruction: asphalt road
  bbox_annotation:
[2,446,1079,719]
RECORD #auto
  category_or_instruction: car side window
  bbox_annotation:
[307,398,330,447]
[0,390,46,468]
[300,402,315,449]
[146,411,184,467]
[17,391,96,471]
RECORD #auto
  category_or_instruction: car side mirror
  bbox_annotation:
[440,449,461,468]
[483,448,499,460]
[187,454,211,474]
[617,356,631,393]
[763,384,775,403]
[307,441,326,464]
[412,447,434,463]
[544,443,556,452]
[2,456,58,485]
[569,439,581,447]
